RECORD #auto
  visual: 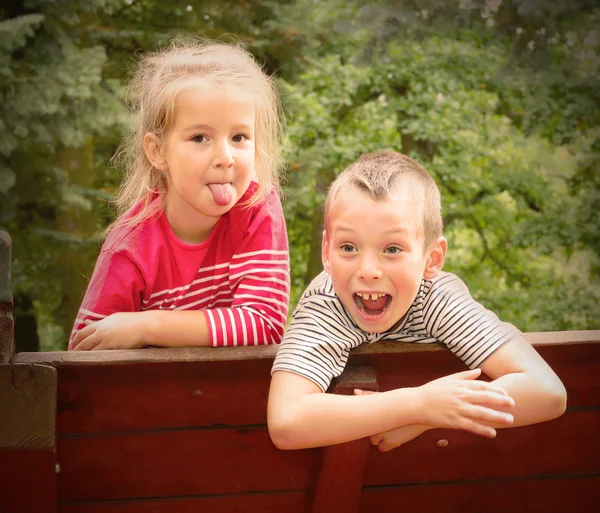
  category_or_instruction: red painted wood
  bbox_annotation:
[359,475,600,513]
[348,343,600,407]
[0,449,57,513]
[312,439,371,513]
[364,409,600,486]
[59,491,308,513]
[55,342,599,438]
[57,427,320,502]
[535,343,600,407]
[313,366,379,513]
[57,360,273,434]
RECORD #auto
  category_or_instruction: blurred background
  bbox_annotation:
[1,0,598,352]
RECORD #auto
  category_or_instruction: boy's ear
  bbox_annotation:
[321,230,331,274]
[143,133,168,171]
[423,236,447,279]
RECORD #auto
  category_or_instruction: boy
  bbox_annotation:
[268,150,566,451]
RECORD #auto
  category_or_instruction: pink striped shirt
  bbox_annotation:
[70,184,290,347]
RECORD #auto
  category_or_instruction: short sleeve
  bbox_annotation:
[425,274,522,368]
[272,291,366,392]
[70,250,144,342]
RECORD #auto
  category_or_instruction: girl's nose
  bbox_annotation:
[213,141,234,168]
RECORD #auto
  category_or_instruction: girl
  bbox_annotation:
[69,40,289,350]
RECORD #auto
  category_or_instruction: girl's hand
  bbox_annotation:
[69,312,149,351]
[417,368,515,438]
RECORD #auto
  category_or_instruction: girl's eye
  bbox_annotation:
[340,244,356,253]
[192,135,207,143]
[385,246,402,254]
[232,134,248,143]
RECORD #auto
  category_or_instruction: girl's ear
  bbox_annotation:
[321,230,332,274]
[423,236,447,279]
[143,133,167,171]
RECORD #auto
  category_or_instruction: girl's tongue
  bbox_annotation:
[207,183,233,206]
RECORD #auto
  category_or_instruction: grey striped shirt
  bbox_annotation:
[272,270,521,392]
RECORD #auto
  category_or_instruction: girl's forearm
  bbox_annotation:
[142,310,211,347]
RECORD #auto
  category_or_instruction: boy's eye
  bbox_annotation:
[232,134,248,143]
[192,134,207,143]
[385,246,402,254]
[340,244,356,253]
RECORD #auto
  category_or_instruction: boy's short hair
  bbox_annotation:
[324,150,443,249]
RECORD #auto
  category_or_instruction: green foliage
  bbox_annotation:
[279,0,599,331]
[3,0,598,351]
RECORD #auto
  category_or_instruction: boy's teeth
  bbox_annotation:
[356,293,386,300]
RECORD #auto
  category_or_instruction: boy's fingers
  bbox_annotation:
[354,388,378,396]
[464,380,509,396]
[450,368,482,380]
[469,390,515,408]
[370,433,383,446]
[459,417,498,439]
[463,405,514,426]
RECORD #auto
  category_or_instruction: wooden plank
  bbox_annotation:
[59,491,308,513]
[0,230,13,364]
[348,342,600,408]
[49,340,600,436]
[0,449,58,513]
[12,330,600,367]
[363,409,600,486]
[534,343,600,408]
[13,345,279,365]
[313,366,379,513]
[0,362,57,513]
[55,360,273,434]
[0,363,57,449]
[57,427,320,502]
[359,475,600,513]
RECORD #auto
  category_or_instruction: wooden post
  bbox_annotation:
[312,366,379,513]
[0,230,58,513]
[0,231,13,363]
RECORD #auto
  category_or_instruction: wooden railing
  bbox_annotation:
[1,230,599,513]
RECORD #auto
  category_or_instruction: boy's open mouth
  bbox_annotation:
[353,292,391,316]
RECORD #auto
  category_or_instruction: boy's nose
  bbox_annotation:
[358,253,382,280]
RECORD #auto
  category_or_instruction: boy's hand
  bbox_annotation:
[417,368,514,438]
[69,312,149,351]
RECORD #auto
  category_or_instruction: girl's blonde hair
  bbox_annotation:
[109,39,284,233]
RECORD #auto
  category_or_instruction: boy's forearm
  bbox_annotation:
[142,310,211,347]
[489,371,566,427]
[268,388,422,450]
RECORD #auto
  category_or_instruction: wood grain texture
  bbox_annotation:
[59,491,308,513]
[57,427,320,502]
[0,230,13,364]
[347,342,600,408]
[42,340,600,438]
[55,359,273,434]
[0,449,57,513]
[12,330,600,367]
[0,363,57,449]
[363,409,600,486]
[359,475,600,513]
[313,366,379,513]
